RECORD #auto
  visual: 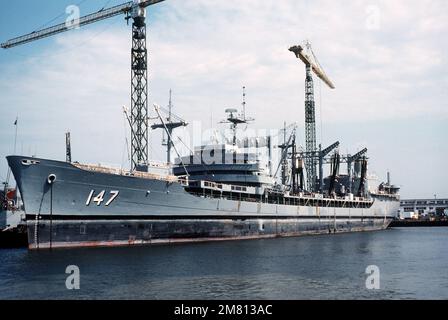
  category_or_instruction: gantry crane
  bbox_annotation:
[1,0,166,172]
[289,42,335,192]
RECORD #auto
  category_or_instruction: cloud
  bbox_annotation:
[0,0,447,197]
[149,0,447,125]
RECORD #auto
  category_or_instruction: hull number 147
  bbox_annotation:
[86,190,119,206]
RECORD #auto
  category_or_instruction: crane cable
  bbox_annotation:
[4,0,122,60]
[34,0,89,31]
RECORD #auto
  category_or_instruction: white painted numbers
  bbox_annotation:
[65,265,80,290]
[86,190,119,206]
[93,190,106,205]
[365,265,380,290]
[105,191,119,206]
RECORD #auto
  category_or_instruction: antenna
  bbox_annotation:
[13,116,18,155]
[66,132,72,163]
[242,86,246,120]
[220,108,254,146]
[162,89,173,147]
[168,89,173,122]
[4,117,19,192]
[219,88,254,146]
[153,104,189,176]
[151,91,188,164]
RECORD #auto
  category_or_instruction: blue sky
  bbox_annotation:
[0,0,447,199]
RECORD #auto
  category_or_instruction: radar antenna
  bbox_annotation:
[219,87,254,146]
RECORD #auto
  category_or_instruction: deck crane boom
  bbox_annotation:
[1,0,166,172]
[346,148,368,194]
[289,42,335,192]
[274,122,298,184]
[318,141,340,192]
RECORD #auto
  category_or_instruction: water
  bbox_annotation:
[0,227,447,300]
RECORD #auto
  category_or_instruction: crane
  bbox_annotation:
[289,42,335,192]
[1,0,166,172]
[297,140,339,192]
[318,141,340,192]
[315,147,368,195]
[328,151,341,197]
[274,122,298,185]
[345,148,368,194]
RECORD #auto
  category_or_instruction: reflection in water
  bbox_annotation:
[0,228,447,299]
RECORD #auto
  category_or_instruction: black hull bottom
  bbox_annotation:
[0,228,28,248]
[27,217,393,250]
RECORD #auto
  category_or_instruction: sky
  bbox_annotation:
[0,0,447,199]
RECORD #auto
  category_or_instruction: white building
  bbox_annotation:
[399,198,448,219]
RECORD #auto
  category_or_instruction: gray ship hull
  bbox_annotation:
[7,156,400,250]
[0,208,5,230]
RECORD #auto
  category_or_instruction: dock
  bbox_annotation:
[390,219,448,227]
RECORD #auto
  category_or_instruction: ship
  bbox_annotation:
[1,1,400,250]
[6,106,400,250]
[1,184,25,229]
[1,186,27,248]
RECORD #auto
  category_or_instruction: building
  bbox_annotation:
[399,198,448,220]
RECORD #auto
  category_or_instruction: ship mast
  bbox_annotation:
[220,87,254,146]
[151,90,188,164]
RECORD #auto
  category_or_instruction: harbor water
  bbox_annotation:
[0,227,447,300]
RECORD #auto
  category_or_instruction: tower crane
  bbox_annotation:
[1,0,166,172]
[289,42,335,192]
